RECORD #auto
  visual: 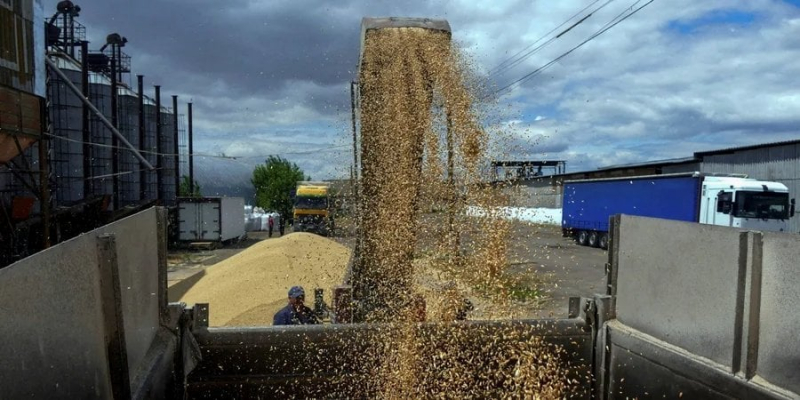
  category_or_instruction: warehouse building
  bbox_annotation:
[507,139,800,233]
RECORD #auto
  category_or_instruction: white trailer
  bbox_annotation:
[178,197,245,242]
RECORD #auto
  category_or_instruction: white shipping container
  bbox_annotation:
[178,197,246,242]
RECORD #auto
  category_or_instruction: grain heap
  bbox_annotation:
[177,233,348,326]
[348,22,576,398]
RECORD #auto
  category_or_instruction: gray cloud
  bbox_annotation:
[44,0,800,182]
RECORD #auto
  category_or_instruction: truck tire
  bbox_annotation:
[588,231,599,248]
[577,230,589,246]
[599,233,609,250]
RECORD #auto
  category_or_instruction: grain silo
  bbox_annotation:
[117,84,141,206]
[47,54,85,207]
[160,104,177,205]
[142,92,159,202]
[86,70,114,209]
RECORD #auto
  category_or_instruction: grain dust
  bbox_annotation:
[346,24,575,398]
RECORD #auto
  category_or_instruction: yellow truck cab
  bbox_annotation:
[293,182,333,236]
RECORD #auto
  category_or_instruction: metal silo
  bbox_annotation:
[47,54,85,207]
[142,95,158,202]
[160,106,177,205]
[117,84,140,206]
[87,71,114,209]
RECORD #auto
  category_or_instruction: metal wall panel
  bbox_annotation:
[613,215,743,367]
[608,215,800,398]
[0,222,113,399]
[0,208,164,399]
[95,208,161,378]
[757,232,800,393]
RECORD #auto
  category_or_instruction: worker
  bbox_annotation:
[278,214,285,236]
[268,214,274,237]
[273,286,320,325]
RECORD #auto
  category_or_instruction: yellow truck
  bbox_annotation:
[293,182,333,236]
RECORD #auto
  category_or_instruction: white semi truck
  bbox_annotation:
[563,173,796,248]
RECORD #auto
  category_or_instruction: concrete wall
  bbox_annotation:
[609,215,800,397]
[756,232,800,394]
[613,216,743,367]
[0,225,114,399]
[0,208,166,399]
[504,178,562,208]
[96,209,162,377]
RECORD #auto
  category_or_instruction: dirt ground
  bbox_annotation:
[506,221,608,318]
[167,231,272,287]
[167,218,607,320]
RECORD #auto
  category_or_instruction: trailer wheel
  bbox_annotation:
[599,233,609,250]
[588,231,599,248]
[577,230,589,246]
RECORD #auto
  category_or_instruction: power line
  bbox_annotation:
[43,133,351,161]
[488,0,601,75]
[492,0,655,98]
[488,0,615,79]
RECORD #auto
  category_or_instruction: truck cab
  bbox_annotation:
[700,176,794,232]
[293,183,333,236]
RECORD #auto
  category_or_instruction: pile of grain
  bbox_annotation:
[177,233,349,326]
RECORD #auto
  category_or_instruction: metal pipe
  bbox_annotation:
[155,85,162,201]
[81,41,90,198]
[137,75,146,200]
[188,102,194,196]
[350,81,359,179]
[172,95,180,197]
[111,48,119,210]
[349,81,359,217]
[40,96,51,248]
[44,56,154,170]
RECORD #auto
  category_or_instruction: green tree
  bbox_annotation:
[179,175,202,197]
[251,156,309,218]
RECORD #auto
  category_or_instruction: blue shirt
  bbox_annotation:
[273,304,320,325]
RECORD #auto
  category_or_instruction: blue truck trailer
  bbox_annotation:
[562,172,794,249]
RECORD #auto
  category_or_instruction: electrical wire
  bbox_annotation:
[492,0,655,98]
[488,0,601,76]
[43,132,351,161]
[488,0,615,79]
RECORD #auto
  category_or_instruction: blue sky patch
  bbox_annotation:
[784,0,800,8]
[666,9,757,34]
[521,103,562,123]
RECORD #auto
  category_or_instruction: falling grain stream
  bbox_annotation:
[348,26,575,399]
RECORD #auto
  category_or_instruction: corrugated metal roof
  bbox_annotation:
[595,156,698,172]
[695,138,800,157]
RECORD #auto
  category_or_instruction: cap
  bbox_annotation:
[288,286,305,299]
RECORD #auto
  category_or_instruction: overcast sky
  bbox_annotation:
[44,0,800,180]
